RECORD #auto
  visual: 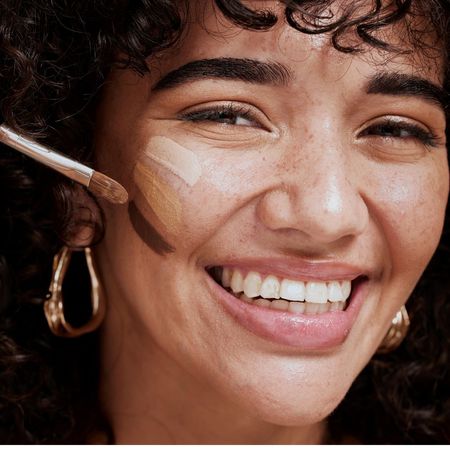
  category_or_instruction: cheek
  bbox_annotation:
[369,162,448,280]
[167,148,274,249]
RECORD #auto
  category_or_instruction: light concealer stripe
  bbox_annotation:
[143,136,201,186]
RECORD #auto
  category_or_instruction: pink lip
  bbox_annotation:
[214,258,367,281]
[206,271,368,351]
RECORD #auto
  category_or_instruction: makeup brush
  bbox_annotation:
[0,124,128,205]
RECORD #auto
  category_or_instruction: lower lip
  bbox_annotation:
[207,275,367,351]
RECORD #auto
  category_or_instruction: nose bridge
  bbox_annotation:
[258,128,369,244]
[293,131,368,241]
[295,142,349,216]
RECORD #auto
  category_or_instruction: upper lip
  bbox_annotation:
[206,257,371,282]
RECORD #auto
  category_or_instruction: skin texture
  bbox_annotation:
[91,1,449,444]
[127,201,175,255]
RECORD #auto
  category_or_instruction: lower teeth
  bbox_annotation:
[236,292,346,314]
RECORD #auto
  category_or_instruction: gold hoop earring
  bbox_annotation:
[44,246,105,338]
[377,305,410,354]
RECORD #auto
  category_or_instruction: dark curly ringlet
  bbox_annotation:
[0,0,449,444]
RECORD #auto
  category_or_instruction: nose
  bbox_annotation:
[256,147,369,246]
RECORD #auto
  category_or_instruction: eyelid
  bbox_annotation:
[360,115,429,130]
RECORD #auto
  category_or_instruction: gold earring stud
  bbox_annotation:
[44,246,105,338]
[377,305,410,354]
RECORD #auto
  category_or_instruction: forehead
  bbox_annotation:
[152,0,443,85]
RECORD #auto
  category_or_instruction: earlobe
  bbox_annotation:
[69,222,98,248]
[64,186,103,248]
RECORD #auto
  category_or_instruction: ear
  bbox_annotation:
[64,185,103,249]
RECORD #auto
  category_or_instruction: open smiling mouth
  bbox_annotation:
[208,267,367,315]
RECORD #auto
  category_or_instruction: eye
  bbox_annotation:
[358,118,440,148]
[178,103,262,128]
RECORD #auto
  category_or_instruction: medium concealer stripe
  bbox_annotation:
[134,161,182,234]
[128,201,175,255]
[144,136,202,186]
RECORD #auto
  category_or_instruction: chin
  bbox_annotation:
[247,390,346,427]
[219,365,353,427]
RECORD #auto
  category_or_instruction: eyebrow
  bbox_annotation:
[152,58,292,91]
[366,73,448,111]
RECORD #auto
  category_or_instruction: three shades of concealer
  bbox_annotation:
[131,136,202,254]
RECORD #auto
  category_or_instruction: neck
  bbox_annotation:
[99,311,326,444]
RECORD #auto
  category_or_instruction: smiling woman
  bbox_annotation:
[0,0,449,444]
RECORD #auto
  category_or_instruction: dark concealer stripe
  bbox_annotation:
[128,201,175,255]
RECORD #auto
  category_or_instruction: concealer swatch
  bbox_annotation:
[128,201,175,255]
[134,161,182,234]
[143,136,201,186]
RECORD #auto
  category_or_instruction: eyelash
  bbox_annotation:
[179,103,259,127]
[179,104,440,147]
[359,119,440,148]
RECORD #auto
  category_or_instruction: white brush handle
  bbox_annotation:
[0,124,94,186]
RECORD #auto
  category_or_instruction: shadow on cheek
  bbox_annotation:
[128,201,175,255]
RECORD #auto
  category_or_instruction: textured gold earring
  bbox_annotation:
[377,305,410,354]
[44,246,105,338]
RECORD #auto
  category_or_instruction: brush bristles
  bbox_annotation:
[89,171,128,204]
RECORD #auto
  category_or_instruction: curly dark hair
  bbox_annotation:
[0,0,449,444]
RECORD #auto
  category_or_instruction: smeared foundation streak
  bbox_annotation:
[143,136,201,186]
[134,161,182,234]
[128,201,175,255]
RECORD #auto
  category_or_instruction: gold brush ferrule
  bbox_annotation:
[0,124,93,186]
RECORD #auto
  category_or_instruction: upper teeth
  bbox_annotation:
[222,268,352,304]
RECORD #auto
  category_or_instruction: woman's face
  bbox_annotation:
[94,1,448,433]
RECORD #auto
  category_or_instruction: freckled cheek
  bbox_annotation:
[169,159,266,247]
[373,168,448,278]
